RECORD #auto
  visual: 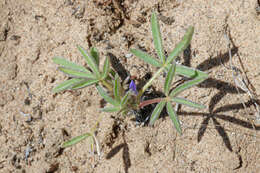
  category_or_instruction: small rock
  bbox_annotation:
[125,53,132,58]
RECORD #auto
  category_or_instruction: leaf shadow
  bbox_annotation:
[172,42,258,152]
[106,141,131,173]
[199,78,246,113]
[196,47,238,71]
[107,52,129,81]
[212,117,233,152]
[183,45,192,67]
[106,143,125,159]
[179,99,259,152]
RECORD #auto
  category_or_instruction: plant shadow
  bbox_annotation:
[178,99,259,152]
[134,41,259,152]
[108,52,129,81]
[106,138,131,173]
[177,41,259,152]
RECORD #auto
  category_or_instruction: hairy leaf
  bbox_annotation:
[52,78,84,93]
[113,74,121,102]
[53,57,89,72]
[96,85,119,106]
[62,133,92,148]
[164,63,176,95]
[174,64,208,78]
[102,57,110,79]
[166,102,182,134]
[149,101,166,125]
[151,12,165,63]
[58,67,95,79]
[130,49,162,67]
[121,91,130,107]
[171,97,206,109]
[167,26,194,64]
[77,45,100,77]
[90,47,99,67]
[170,75,207,97]
[71,79,99,89]
[101,106,121,112]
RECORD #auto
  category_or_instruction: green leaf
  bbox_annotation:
[58,67,95,79]
[77,45,100,77]
[130,49,162,67]
[71,79,99,89]
[53,57,89,72]
[113,75,121,102]
[121,91,130,107]
[151,12,165,63]
[62,132,92,148]
[102,57,110,79]
[166,102,182,134]
[170,74,207,97]
[171,97,206,109]
[90,47,99,67]
[166,26,194,64]
[164,63,176,96]
[101,106,121,112]
[173,64,208,78]
[149,101,166,125]
[52,78,84,93]
[96,85,119,106]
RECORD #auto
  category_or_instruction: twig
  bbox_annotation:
[224,28,259,136]
[92,133,101,157]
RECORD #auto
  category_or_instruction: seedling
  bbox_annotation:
[53,12,208,148]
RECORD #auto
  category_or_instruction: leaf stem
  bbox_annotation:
[139,98,164,108]
[138,66,165,100]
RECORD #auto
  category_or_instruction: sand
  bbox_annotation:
[0,0,260,172]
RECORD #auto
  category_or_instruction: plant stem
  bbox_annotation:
[139,98,164,108]
[92,134,101,157]
[138,66,165,100]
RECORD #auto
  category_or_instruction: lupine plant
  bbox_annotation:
[53,12,208,148]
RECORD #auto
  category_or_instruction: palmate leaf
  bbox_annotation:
[77,45,100,77]
[151,12,165,63]
[52,78,85,93]
[96,85,119,106]
[53,57,89,72]
[62,132,92,148]
[58,67,95,79]
[164,63,176,96]
[170,74,207,97]
[130,49,162,67]
[166,102,182,134]
[166,26,194,64]
[149,101,166,125]
[171,97,206,109]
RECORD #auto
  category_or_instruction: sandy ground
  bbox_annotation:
[0,0,260,172]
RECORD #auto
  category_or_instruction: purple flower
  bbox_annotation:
[129,80,138,95]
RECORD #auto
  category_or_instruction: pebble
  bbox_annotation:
[125,53,132,58]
